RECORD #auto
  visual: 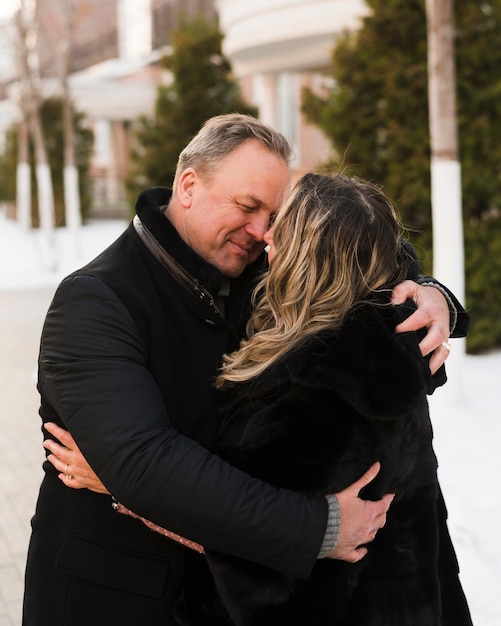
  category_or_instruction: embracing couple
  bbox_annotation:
[23,114,472,626]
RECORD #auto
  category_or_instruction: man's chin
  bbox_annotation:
[222,265,246,279]
[216,258,249,279]
[212,249,252,277]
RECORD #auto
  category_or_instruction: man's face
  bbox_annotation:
[176,140,291,278]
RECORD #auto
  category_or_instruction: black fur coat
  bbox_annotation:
[178,300,472,626]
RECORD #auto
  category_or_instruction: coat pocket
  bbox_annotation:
[56,533,170,598]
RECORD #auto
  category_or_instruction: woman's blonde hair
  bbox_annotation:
[216,173,413,387]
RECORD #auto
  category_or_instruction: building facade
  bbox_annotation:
[0,0,366,217]
[216,0,369,174]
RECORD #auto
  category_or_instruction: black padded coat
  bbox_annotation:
[22,188,329,626]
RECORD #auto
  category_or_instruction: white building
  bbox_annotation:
[216,0,370,173]
[0,0,368,215]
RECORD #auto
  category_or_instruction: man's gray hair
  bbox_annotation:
[173,113,293,190]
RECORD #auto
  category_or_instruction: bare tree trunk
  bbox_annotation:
[32,112,57,270]
[426,0,465,393]
[16,0,57,270]
[16,115,31,230]
[59,0,82,256]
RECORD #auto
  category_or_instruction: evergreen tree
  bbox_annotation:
[126,14,257,203]
[302,0,501,352]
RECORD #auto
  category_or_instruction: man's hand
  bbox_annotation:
[327,462,394,563]
[43,422,109,494]
[391,280,452,374]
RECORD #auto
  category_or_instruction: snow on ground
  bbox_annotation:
[0,208,128,289]
[429,355,500,625]
[0,207,499,624]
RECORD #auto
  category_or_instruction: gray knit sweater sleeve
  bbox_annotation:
[317,494,341,558]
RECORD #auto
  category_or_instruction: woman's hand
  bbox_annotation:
[43,422,110,494]
[391,281,452,374]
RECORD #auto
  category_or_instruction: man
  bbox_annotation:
[23,114,468,625]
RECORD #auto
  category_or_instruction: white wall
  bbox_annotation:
[216,0,369,75]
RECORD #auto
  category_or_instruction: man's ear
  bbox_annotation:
[176,168,196,208]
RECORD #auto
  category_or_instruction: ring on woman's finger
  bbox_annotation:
[64,463,73,479]
[441,341,451,352]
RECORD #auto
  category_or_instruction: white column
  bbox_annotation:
[254,73,277,128]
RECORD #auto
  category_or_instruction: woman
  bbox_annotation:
[183,173,472,625]
[45,173,472,625]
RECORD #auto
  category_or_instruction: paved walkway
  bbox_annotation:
[0,288,55,626]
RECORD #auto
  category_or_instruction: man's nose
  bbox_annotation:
[245,214,270,240]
